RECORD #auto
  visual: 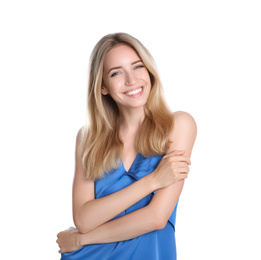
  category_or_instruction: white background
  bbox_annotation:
[0,0,260,259]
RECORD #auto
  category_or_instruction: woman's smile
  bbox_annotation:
[123,86,144,97]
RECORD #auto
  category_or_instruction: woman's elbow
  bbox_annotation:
[73,216,92,234]
[151,213,168,230]
[154,217,168,230]
[75,223,90,234]
[146,206,169,230]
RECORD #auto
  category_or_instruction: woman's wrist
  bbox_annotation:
[147,170,160,191]
[79,233,88,246]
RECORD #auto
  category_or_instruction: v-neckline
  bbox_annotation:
[121,154,139,173]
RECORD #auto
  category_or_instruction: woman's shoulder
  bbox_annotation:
[75,125,88,148]
[172,111,196,127]
[170,111,197,137]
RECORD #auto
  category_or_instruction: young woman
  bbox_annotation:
[56,33,197,259]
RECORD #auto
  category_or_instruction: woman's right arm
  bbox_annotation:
[73,128,156,233]
[73,129,190,234]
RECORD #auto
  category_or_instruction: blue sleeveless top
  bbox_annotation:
[61,154,178,260]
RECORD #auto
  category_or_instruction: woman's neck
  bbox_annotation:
[119,107,145,133]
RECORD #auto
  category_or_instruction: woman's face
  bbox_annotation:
[102,44,151,112]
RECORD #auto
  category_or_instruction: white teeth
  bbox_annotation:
[126,87,142,96]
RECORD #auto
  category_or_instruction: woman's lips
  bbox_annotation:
[124,87,143,97]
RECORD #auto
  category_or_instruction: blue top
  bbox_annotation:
[61,154,178,260]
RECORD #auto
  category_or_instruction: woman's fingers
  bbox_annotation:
[177,156,191,165]
[179,166,190,174]
[179,173,188,181]
[165,155,191,165]
[172,161,189,168]
[164,150,185,158]
[164,150,191,164]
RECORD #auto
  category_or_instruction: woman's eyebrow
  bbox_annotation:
[131,60,142,65]
[108,60,142,75]
[108,66,122,74]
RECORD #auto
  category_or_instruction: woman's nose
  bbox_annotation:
[125,71,137,86]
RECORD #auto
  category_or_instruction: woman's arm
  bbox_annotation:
[81,111,197,244]
[73,125,191,234]
[57,167,185,253]
[81,181,184,245]
[57,112,197,252]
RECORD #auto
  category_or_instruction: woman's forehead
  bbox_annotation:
[103,45,140,69]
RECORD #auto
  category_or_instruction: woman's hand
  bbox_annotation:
[152,150,191,189]
[56,227,83,253]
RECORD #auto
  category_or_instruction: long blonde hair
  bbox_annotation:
[81,33,173,180]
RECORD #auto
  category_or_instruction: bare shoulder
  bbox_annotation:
[172,111,197,134]
[75,125,88,149]
[168,111,197,157]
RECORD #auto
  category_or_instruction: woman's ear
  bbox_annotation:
[101,85,109,95]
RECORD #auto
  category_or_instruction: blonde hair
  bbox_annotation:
[81,33,173,180]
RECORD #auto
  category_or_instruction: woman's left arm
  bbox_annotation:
[57,111,197,253]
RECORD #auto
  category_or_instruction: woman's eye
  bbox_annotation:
[135,64,144,69]
[111,72,119,77]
